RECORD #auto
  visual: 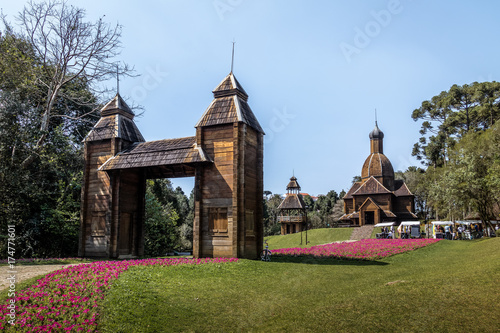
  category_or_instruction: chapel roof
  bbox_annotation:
[393,180,413,197]
[353,176,391,196]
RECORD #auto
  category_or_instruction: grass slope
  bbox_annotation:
[99,238,499,332]
[265,227,353,250]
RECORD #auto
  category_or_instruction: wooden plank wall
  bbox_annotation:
[197,125,235,258]
[79,140,113,257]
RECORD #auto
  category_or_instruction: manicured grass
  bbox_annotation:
[265,227,353,250]
[99,238,499,332]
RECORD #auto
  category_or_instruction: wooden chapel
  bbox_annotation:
[340,122,417,226]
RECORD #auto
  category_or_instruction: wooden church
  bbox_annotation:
[340,122,417,226]
[79,72,264,259]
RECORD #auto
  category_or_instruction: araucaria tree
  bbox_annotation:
[411,81,500,167]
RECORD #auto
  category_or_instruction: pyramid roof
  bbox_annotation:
[100,93,134,118]
[278,194,306,210]
[84,93,144,143]
[195,73,264,133]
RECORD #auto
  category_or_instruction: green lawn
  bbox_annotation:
[265,227,354,250]
[98,238,499,332]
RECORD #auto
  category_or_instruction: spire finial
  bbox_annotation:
[375,108,378,126]
[116,64,120,94]
[230,40,235,73]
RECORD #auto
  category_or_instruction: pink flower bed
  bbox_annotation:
[273,239,440,260]
[0,257,238,332]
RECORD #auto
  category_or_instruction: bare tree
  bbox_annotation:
[14,0,132,168]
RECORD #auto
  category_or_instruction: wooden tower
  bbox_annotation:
[79,72,264,259]
[194,73,264,258]
[277,176,307,235]
[79,94,146,258]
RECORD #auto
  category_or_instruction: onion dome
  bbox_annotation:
[369,122,384,139]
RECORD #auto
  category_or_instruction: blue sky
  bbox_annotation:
[2,0,500,196]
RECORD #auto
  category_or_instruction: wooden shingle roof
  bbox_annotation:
[84,114,145,143]
[286,176,301,191]
[196,73,264,133]
[393,180,413,196]
[344,182,362,199]
[213,73,248,99]
[99,136,211,171]
[278,194,306,210]
[353,176,391,196]
[84,93,144,143]
[100,93,134,118]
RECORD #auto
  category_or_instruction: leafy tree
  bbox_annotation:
[145,179,194,252]
[326,190,338,205]
[331,200,344,224]
[302,194,314,211]
[351,175,361,184]
[263,194,282,236]
[144,180,180,256]
[442,124,499,230]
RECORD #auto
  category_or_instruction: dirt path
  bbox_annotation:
[0,264,78,291]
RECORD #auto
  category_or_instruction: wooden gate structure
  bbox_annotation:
[78,73,264,259]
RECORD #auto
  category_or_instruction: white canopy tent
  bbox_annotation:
[374,222,395,227]
[400,221,420,226]
[456,220,499,225]
[431,221,454,225]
